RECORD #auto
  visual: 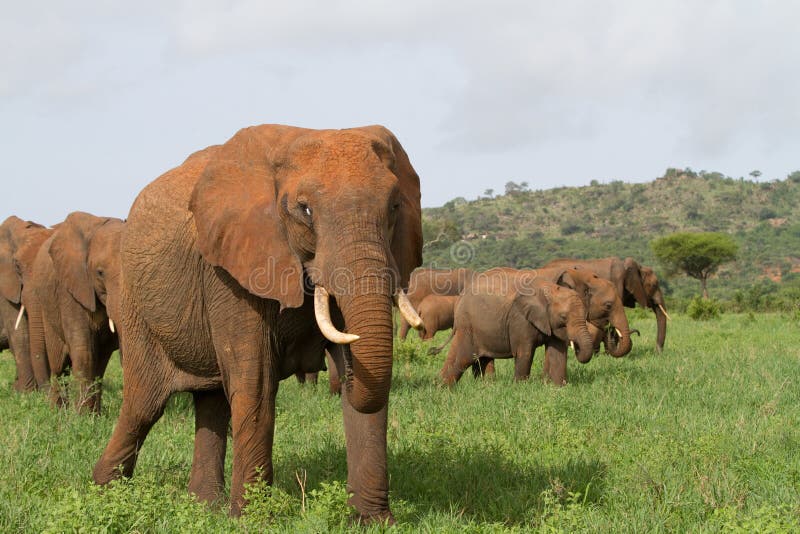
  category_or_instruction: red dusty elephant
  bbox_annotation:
[92,124,423,524]
[0,216,54,392]
[26,213,123,413]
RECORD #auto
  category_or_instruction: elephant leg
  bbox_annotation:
[188,389,230,505]
[439,330,473,386]
[305,372,318,385]
[398,317,410,340]
[228,381,278,516]
[327,351,342,395]
[513,347,534,381]
[67,334,102,414]
[294,371,306,384]
[544,341,567,386]
[329,344,394,524]
[93,377,170,484]
[93,330,172,485]
[46,332,69,408]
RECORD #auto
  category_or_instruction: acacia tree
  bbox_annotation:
[651,232,738,299]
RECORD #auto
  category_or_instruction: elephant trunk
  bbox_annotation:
[604,305,632,358]
[24,298,51,389]
[567,312,594,364]
[326,231,395,415]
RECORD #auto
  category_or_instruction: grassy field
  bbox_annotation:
[0,312,798,532]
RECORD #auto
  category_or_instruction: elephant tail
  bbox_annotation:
[427,329,456,356]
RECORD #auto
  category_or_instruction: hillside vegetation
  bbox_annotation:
[422,169,800,307]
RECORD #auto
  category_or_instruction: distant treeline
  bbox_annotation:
[422,169,800,311]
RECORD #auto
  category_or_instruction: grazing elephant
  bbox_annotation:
[398,267,474,339]
[439,270,594,386]
[0,216,54,392]
[544,257,669,351]
[639,265,669,351]
[417,294,458,341]
[92,124,423,524]
[26,213,123,413]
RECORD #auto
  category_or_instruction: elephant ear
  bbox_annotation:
[0,256,21,304]
[49,215,97,312]
[0,217,42,304]
[623,257,649,308]
[513,290,551,337]
[189,127,305,309]
[356,126,423,290]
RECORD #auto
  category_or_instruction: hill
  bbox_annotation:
[421,168,800,309]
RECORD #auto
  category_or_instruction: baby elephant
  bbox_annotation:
[417,295,458,340]
[439,270,594,386]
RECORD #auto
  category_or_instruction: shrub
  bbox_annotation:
[686,297,721,320]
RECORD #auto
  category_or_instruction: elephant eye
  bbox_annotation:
[96,269,104,277]
[603,301,613,310]
[298,202,312,217]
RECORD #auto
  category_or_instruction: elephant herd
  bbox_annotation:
[0,123,668,525]
[398,258,670,386]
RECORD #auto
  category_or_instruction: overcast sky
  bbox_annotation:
[2,1,799,226]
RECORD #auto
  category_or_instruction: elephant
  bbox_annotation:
[26,212,123,413]
[0,216,54,392]
[639,265,669,351]
[544,257,669,351]
[417,294,458,341]
[398,267,474,339]
[92,124,423,524]
[439,269,594,386]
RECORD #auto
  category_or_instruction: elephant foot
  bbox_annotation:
[350,509,396,527]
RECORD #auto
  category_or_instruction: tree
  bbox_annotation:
[483,188,494,199]
[750,170,762,180]
[651,232,738,299]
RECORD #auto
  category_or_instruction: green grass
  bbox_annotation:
[1,312,799,532]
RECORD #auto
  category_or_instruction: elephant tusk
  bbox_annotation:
[14,305,25,330]
[395,289,423,329]
[615,327,622,338]
[658,304,671,321]
[314,286,360,344]
[569,340,575,351]
[109,318,116,334]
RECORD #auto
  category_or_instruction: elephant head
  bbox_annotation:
[49,212,124,321]
[0,216,53,391]
[640,265,669,350]
[0,216,47,306]
[87,219,125,332]
[189,125,422,413]
[512,281,594,363]
[557,269,632,358]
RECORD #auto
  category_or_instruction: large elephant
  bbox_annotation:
[26,212,123,413]
[439,270,594,386]
[92,124,423,524]
[398,267,474,339]
[0,216,54,391]
[544,257,669,351]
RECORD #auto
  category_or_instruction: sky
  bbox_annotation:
[2,1,799,226]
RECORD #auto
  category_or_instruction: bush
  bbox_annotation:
[686,297,721,320]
